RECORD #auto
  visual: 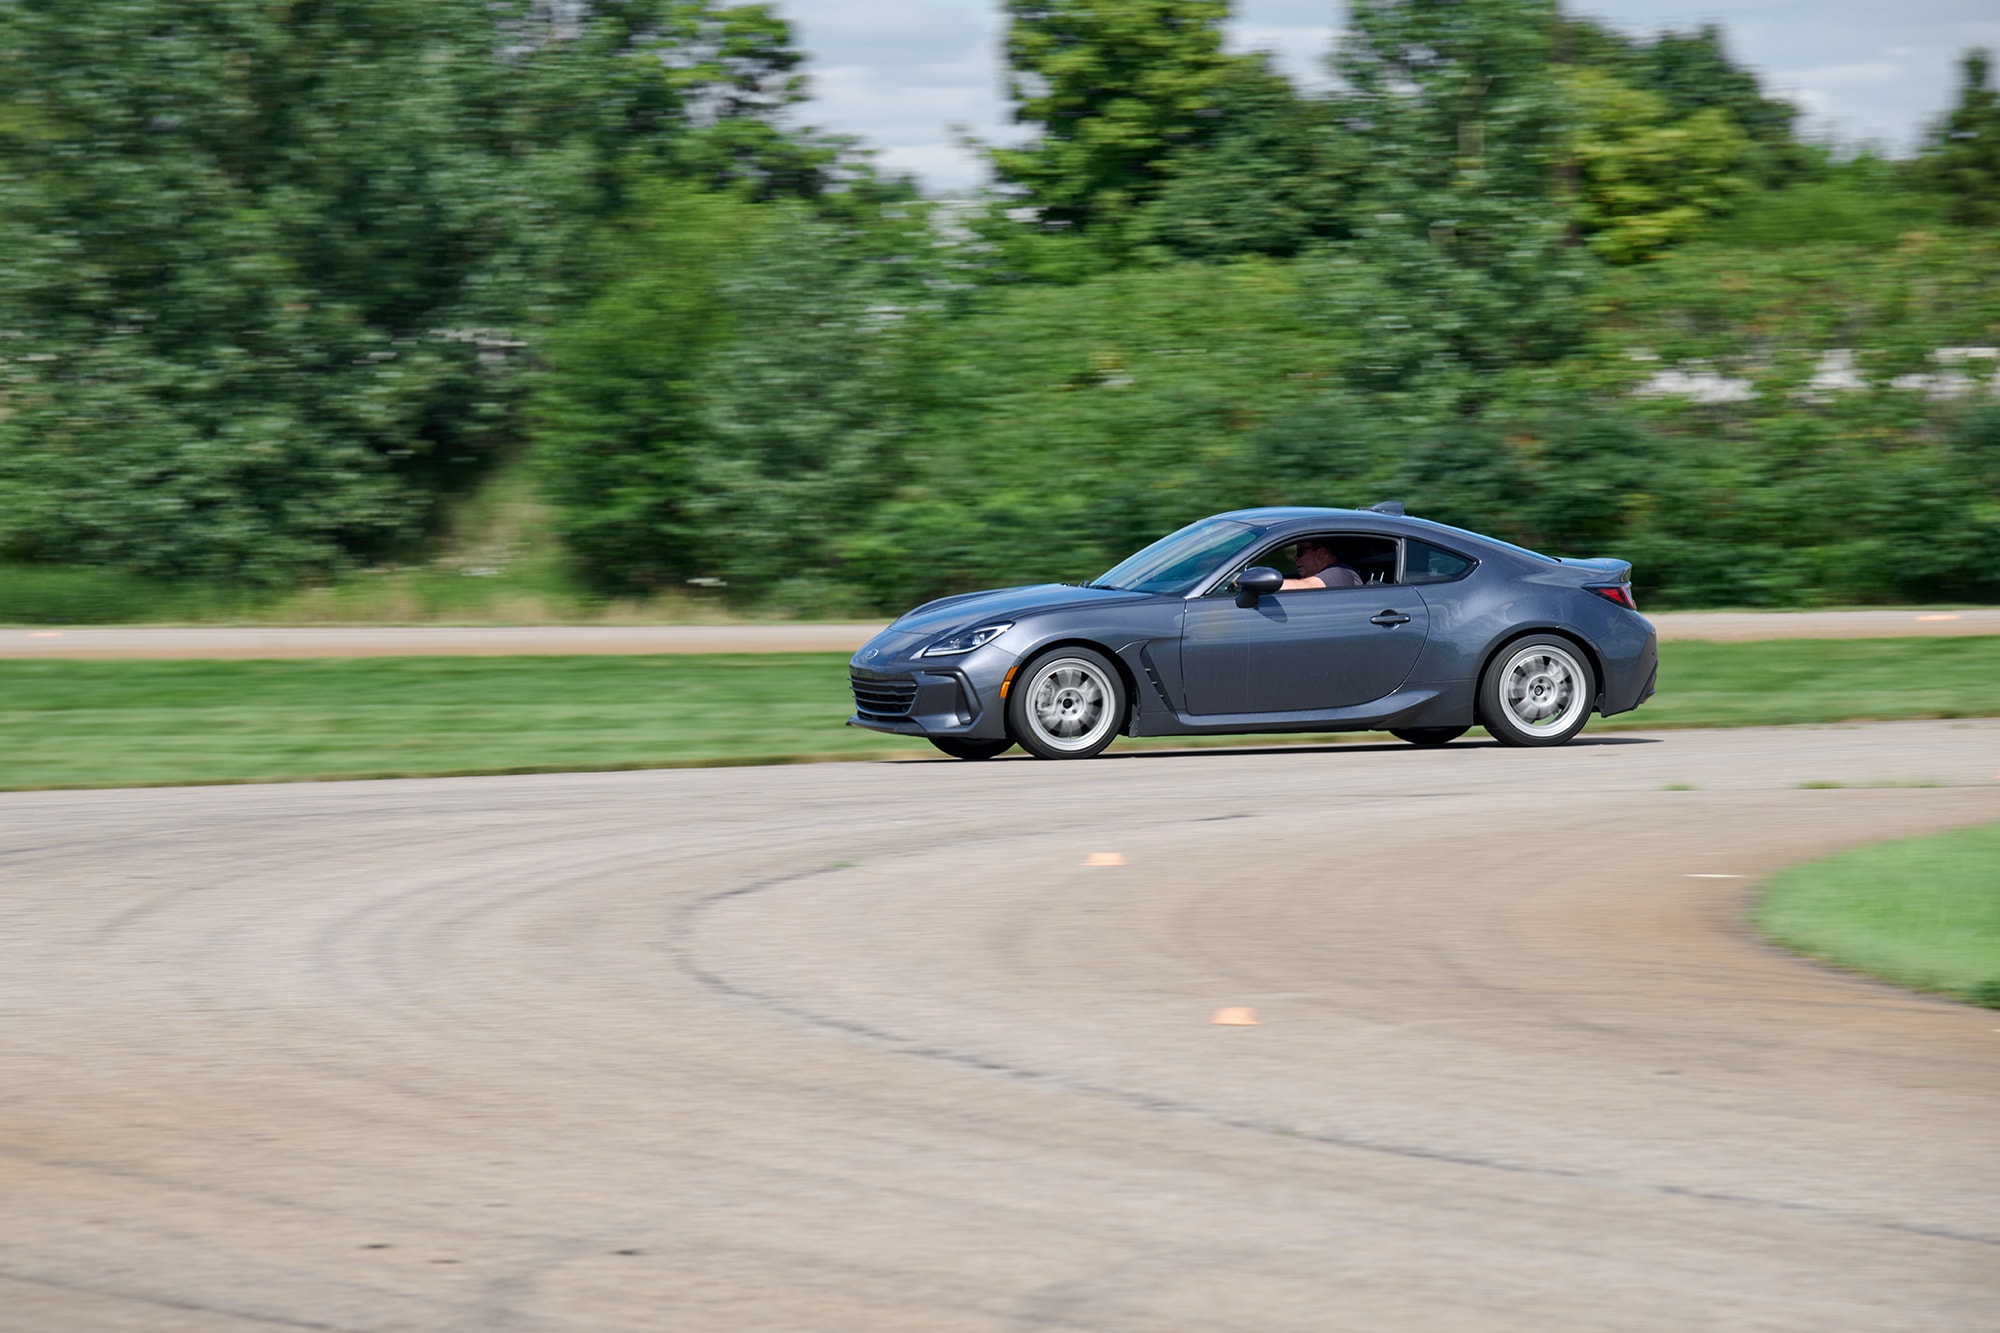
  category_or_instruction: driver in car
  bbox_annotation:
[1280,539,1364,591]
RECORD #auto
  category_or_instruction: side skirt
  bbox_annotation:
[1125,682,1474,739]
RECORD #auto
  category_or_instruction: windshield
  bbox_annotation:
[1092,518,1262,595]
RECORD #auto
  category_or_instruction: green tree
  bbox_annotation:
[1923,49,2000,226]
[845,258,1337,609]
[1569,67,1751,262]
[1624,24,1805,183]
[532,188,927,602]
[1138,55,1357,260]
[1326,0,1594,412]
[1556,20,1804,179]
[991,0,1234,247]
[529,190,759,591]
[0,0,809,582]
[1395,410,1665,556]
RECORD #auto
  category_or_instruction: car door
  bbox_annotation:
[1180,543,1431,716]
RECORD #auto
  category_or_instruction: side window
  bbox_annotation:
[1403,538,1476,585]
[1216,534,1399,592]
[1339,537,1399,586]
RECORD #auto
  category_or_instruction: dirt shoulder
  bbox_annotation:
[1,608,1998,659]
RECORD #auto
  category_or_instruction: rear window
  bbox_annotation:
[1403,538,1476,585]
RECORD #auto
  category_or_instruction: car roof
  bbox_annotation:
[1212,505,1410,534]
[1212,506,1369,523]
[1210,507,1551,564]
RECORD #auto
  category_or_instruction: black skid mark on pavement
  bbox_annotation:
[670,871,2000,1253]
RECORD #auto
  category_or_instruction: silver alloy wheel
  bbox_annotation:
[1497,643,1588,735]
[1021,656,1116,754]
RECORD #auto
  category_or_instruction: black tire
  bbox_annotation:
[929,736,1014,761]
[1478,636,1595,748]
[1390,726,1469,748]
[1006,647,1127,760]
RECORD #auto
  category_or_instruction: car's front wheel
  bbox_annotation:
[1479,637,1595,747]
[1007,647,1126,760]
[1390,726,1469,747]
[928,737,1014,761]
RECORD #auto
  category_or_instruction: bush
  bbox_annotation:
[0,563,252,624]
[532,189,930,599]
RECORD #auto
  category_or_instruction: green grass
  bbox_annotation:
[0,655,930,788]
[1605,637,2000,730]
[1,636,1998,791]
[1757,823,2000,1009]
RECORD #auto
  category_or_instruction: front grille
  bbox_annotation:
[851,674,918,718]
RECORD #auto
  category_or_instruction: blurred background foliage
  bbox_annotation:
[1,0,1997,620]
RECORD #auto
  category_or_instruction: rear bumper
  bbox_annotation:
[1599,627,1658,717]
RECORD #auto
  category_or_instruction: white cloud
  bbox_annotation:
[1574,0,1991,151]
[1227,25,1340,89]
[778,0,1005,192]
[772,0,1986,193]
[1772,86,1830,118]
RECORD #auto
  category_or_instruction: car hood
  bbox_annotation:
[882,583,1151,642]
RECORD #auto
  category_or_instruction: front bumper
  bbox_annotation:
[846,663,1012,740]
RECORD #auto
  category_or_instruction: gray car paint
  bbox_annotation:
[848,507,1658,746]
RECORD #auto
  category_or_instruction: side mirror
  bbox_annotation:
[1235,566,1283,607]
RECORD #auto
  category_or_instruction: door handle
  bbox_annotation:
[1370,610,1411,627]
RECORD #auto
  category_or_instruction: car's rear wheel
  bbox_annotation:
[928,737,1014,761]
[1390,726,1469,747]
[1007,648,1125,760]
[1479,637,1594,747]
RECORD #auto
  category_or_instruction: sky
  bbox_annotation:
[772,0,2000,193]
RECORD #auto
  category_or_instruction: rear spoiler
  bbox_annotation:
[1558,556,1632,583]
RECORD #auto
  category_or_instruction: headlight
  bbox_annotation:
[920,622,1013,656]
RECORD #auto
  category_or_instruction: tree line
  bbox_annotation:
[2,0,1997,610]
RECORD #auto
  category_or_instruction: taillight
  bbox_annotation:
[1587,584,1637,611]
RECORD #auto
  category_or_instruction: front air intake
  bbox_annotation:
[850,675,918,718]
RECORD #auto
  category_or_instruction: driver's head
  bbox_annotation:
[1296,539,1333,573]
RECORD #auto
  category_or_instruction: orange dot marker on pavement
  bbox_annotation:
[1211,1007,1261,1026]
[1083,852,1125,867]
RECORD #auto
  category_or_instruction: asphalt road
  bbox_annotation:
[3,608,1999,658]
[4,722,1998,1330]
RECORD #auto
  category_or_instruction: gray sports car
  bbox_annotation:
[848,504,1657,760]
